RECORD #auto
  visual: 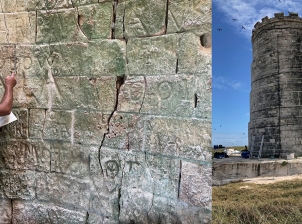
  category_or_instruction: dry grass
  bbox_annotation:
[212,179,302,224]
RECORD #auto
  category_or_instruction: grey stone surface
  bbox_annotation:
[126,34,178,75]
[0,170,36,199]
[167,0,211,33]
[12,201,87,223]
[0,12,36,44]
[0,199,11,224]
[77,3,113,40]
[0,1,212,223]
[0,140,50,172]
[36,8,88,43]
[115,0,167,39]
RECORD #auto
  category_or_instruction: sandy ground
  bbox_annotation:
[242,174,302,185]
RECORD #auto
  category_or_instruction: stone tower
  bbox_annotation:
[249,12,302,157]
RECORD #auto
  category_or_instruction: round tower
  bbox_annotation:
[249,12,302,158]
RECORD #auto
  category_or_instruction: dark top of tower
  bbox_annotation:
[252,12,302,43]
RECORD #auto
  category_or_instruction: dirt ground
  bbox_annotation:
[242,173,302,185]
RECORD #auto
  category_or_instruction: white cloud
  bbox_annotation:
[213,0,302,39]
[213,76,244,90]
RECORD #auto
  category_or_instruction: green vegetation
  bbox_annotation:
[281,161,288,166]
[213,179,302,224]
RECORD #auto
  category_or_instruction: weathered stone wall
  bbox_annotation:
[0,0,212,223]
[249,12,302,157]
[213,159,302,185]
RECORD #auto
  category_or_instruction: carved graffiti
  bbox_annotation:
[158,81,172,100]
[105,160,119,178]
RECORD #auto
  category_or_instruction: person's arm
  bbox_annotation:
[0,73,17,116]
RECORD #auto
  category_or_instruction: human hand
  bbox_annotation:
[5,72,17,88]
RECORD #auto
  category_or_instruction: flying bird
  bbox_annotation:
[241,25,246,29]
[243,133,245,135]
[217,28,222,31]
[232,18,237,21]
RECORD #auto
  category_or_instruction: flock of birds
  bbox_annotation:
[213,125,245,135]
[217,0,288,32]
[217,18,245,31]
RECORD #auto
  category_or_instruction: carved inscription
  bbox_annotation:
[8,109,28,139]
[127,35,178,75]
[158,81,173,100]
[145,117,211,161]
[105,160,119,178]
[1,140,50,172]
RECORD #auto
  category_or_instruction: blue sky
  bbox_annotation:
[212,0,302,147]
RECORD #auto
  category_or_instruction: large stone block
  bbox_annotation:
[89,147,120,220]
[101,112,144,150]
[50,141,90,176]
[29,109,74,141]
[36,172,90,209]
[0,12,36,44]
[177,32,212,75]
[36,8,87,43]
[0,170,36,199]
[0,0,27,12]
[27,0,73,10]
[115,0,167,39]
[167,0,211,33]
[42,41,126,77]
[74,112,111,145]
[50,76,116,110]
[145,154,179,197]
[144,117,212,161]
[96,147,182,222]
[140,75,195,116]
[78,3,112,40]
[12,201,87,223]
[126,34,178,75]
[0,140,50,172]
[118,75,197,117]
[179,161,211,209]
[43,110,73,141]
[0,199,11,224]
